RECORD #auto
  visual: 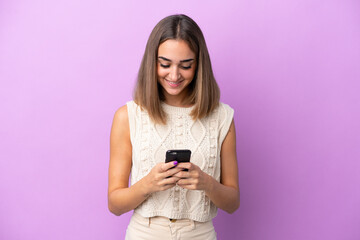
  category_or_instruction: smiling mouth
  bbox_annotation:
[165,79,183,87]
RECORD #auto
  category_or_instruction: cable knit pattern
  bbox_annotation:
[126,100,234,222]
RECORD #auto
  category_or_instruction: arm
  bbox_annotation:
[205,119,240,213]
[108,105,181,216]
[108,105,146,216]
[175,120,240,213]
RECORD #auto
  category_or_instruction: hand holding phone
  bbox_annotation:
[165,149,191,171]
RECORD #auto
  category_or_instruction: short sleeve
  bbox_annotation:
[218,103,235,148]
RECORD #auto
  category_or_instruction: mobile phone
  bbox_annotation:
[165,149,191,171]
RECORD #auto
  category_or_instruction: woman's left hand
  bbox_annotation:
[173,162,213,191]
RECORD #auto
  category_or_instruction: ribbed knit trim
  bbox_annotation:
[161,102,194,114]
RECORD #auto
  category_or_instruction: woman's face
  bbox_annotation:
[157,39,197,103]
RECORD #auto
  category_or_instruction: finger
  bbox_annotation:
[177,178,198,190]
[176,162,192,171]
[157,183,177,192]
[159,176,180,186]
[160,161,179,172]
[163,167,183,178]
[173,170,190,179]
[177,178,193,185]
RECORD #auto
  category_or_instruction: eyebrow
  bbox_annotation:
[158,56,194,63]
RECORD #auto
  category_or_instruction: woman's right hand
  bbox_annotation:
[142,161,181,196]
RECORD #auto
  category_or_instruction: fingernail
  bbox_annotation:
[173,161,178,165]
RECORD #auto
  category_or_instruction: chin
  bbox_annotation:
[164,88,184,96]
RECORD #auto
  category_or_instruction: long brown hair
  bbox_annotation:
[134,14,220,124]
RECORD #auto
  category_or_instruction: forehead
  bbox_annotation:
[158,39,195,61]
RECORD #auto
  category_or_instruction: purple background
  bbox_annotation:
[1,0,359,239]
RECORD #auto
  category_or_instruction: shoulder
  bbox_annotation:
[113,99,139,126]
[113,104,129,128]
[126,100,138,109]
[113,100,139,121]
[218,102,234,112]
[217,102,235,144]
[217,102,235,119]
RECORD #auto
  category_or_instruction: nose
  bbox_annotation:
[168,66,181,81]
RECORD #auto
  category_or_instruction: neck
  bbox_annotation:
[162,90,192,107]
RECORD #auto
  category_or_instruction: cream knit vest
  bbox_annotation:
[126,100,234,222]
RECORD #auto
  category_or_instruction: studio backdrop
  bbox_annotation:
[0,0,359,239]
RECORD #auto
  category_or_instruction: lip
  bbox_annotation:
[165,79,183,88]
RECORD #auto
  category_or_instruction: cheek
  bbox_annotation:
[157,68,167,78]
[184,69,196,80]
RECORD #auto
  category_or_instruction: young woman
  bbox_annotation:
[108,14,239,240]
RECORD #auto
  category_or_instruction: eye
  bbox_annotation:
[160,64,170,68]
[181,65,192,70]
